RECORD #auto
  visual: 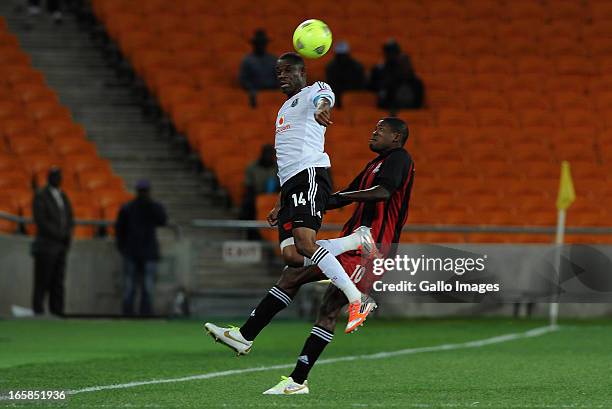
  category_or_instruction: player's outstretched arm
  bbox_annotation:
[332,185,390,204]
[314,97,333,127]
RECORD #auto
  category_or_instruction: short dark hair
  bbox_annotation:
[278,52,305,68]
[382,117,409,145]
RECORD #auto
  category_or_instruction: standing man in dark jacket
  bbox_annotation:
[115,179,167,316]
[32,167,74,316]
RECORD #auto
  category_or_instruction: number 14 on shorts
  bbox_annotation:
[291,192,307,206]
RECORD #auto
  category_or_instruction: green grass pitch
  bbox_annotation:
[0,318,610,408]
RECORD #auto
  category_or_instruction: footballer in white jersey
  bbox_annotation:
[266,53,374,333]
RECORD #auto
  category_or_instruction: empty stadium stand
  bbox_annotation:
[0,3,234,238]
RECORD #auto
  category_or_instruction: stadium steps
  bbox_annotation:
[0,3,273,298]
[0,3,234,234]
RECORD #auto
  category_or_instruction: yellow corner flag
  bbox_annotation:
[556,161,576,211]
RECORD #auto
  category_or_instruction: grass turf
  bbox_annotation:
[0,318,610,408]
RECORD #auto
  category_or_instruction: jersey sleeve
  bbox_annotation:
[374,151,412,194]
[311,81,335,108]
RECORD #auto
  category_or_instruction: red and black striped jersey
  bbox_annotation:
[340,147,415,256]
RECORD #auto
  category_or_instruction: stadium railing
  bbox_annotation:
[0,210,183,240]
[3,209,612,238]
[191,219,612,236]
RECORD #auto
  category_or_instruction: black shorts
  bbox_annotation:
[278,167,332,249]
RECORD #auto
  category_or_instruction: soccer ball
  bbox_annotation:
[292,19,333,59]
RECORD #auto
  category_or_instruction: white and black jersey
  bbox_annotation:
[274,81,335,186]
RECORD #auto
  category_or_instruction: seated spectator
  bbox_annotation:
[240,144,279,237]
[325,41,366,108]
[239,30,278,107]
[369,39,424,112]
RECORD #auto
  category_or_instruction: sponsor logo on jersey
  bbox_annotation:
[372,162,382,173]
[291,98,299,107]
[276,115,291,134]
[276,124,291,134]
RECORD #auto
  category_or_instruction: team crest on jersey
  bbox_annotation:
[278,115,285,125]
[372,163,382,173]
[291,98,299,107]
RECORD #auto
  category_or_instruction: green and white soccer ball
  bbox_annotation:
[293,19,333,59]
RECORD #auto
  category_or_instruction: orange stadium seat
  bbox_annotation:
[13,83,58,104]
[72,205,98,239]
[476,109,517,127]
[503,36,540,56]
[551,91,592,111]
[555,56,596,76]
[518,109,556,127]
[94,187,133,210]
[589,37,612,56]
[544,75,589,94]
[561,109,598,128]
[549,0,588,21]
[3,66,45,86]
[8,136,49,155]
[467,92,508,110]
[80,172,124,191]
[0,170,30,189]
[544,37,584,57]
[158,84,197,112]
[0,100,20,120]
[38,118,85,140]
[26,101,72,122]
[508,91,551,111]
[0,48,31,66]
[507,0,546,20]
[61,153,109,175]
[20,152,60,175]
[52,138,97,157]
[438,109,477,127]
[516,57,553,75]
[430,55,470,75]
[590,0,612,21]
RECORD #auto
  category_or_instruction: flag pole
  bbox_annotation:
[550,161,575,328]
[549,209,565,327]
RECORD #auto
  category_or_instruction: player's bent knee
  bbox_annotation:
[293,237,317,258]
[282,246,304,267]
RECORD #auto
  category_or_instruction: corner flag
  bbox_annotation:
[556,161,575,211]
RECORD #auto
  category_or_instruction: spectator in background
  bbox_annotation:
[239,29,278,107]
[115,180,167,316]
[240,144,279,238]
[28,0,63,24]
[325,41,366,108]
[31,167,73,316]
[369,39,424,112]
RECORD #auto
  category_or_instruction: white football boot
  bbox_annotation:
[204,323,252,356]
[262,376,309,395]
[354,226,382,260]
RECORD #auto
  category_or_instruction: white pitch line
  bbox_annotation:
[0,325,559,399]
